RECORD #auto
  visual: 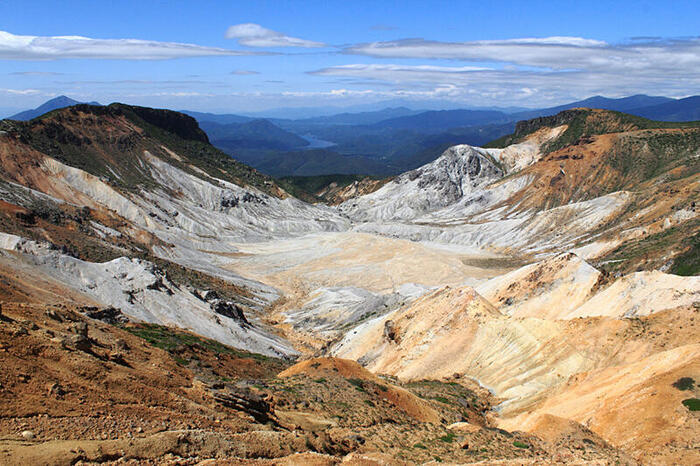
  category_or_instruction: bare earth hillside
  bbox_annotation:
[0,104,697,464]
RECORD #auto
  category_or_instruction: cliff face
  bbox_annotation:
[111,103,211,143]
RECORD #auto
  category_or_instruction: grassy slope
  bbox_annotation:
[485,109,700,276]
[4,104,286,198]
[485,108,700,150]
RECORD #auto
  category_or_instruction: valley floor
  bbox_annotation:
[221,231,518,352]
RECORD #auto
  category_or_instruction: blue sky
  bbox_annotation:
[1,0,699,115]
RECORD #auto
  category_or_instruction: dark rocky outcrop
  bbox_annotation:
[212,387,274,424]
[211,300,250,326]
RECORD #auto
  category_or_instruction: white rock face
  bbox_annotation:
[140,151,348,243]
[338,145,503,222]
[31,150,350,308]
[330,138,632,256]
[0,235,298,358]
[351,191,630,254]
[283,284,431,342]
[484,125,567,174]
[0,232,22,250]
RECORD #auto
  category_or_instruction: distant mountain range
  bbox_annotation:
[510,94,675,121]
[371,109,511,130]
[181,110,252,125]
[289,107,423,126]
[630,96,700,122]
[8,96,101,121]
[178,93,700,177]
[200,119,309,151]
[6,94,699,177]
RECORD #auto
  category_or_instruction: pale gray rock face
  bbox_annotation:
[334,142,631,256]
[282,284,431,342]
[338,145,503,222]
[0,234,298,358]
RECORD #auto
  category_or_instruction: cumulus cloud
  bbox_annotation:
[0,30,262,60]
[225,23,325,48]
[344,36,700,74]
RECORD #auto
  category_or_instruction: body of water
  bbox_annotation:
[299,133,337,149]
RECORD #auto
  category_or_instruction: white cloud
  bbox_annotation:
[0,88,44,95]
[308,62,700,106]
[0,30,262,60]
[231,70,260,75]
[225,23,325,48]
[310,64,492,81]
[344,36,700,74]
[310,37,700,106]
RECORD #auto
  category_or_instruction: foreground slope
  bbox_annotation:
[1,304,636,465]
[332,252,700,463]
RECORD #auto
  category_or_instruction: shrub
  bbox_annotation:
[672,377,695,391]
[347,378,365,392]
[682,398,700,411]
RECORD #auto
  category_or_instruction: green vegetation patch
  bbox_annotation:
[513,440,531,449]
[607,130,700,188]
[124,323,273,362]
[670,231,700,276]
[347,378,366,392]
[432,396,451,404]
[595,217,700,276]
[682,398,700,411]
[543,110,700,154]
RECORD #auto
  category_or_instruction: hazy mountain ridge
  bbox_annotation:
[189,94,698,178]
[9,94,698,179]
[630,95,700,121]
[201,119,310,151]
[8,95,101,121]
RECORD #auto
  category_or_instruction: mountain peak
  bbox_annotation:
[43,95,79,106]
[8,95,100,121]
